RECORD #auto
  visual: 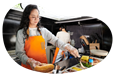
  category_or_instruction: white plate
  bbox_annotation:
[90,49,108,56]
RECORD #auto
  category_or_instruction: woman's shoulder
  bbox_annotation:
[40,27,52,35]
[40,27,48,32]
[17,29,24,34]
[17,29,25,37]
[40,27,46,30]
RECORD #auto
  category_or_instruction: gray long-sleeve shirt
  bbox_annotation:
[16,27,68,65]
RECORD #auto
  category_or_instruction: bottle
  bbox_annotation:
[89,59,93,65]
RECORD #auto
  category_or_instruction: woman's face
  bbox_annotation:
[29,9,40,27]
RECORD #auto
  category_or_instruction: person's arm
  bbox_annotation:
[44,28,80,58]
[26,58,42,70]
[64,44,80,58]
[15,30,29,65]
[44,28,65,51]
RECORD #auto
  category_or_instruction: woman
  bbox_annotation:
[52,26,71,64]
[16,4,80,71]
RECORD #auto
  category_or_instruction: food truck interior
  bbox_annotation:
[3,8,112,65]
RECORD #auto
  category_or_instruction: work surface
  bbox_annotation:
[56,56,103,68]
[0,57,115,71]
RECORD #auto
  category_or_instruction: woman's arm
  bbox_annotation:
[44,28,80,58]
[44,28,66,51]
[64,44,80,58]
[15,29,29,65]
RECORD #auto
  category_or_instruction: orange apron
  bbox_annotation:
[21,36,47,70]
[52,47,59,64]
[52,47,66,64]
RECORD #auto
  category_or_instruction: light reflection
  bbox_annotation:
[10,35,16,43]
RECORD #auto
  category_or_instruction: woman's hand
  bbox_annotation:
[65,45,80,58]
[27,58,42,70]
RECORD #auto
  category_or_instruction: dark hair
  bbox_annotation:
[60,25,66,29]
[17,4,41,39]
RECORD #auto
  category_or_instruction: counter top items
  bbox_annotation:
[56,57,80,69]
[79,35,109,57]
[55,65,61,73]
[53,65,83,74]
[89,59,93,65]
[71,66,82,71]
[45,65,73,74]
[49,55,102,74]
[80,55,92,67]
[81,55,89,62]
[80,35,89,45]
[80,55,100,66]
[89,43,100,50]
[90,49,108,57]
[51,65,66,74]
[80,35,90,55]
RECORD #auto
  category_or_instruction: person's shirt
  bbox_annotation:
[29,27,38,36]
[16,27,68,65]
[56,31,70,43]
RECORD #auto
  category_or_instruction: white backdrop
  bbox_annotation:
[9,2,115,20]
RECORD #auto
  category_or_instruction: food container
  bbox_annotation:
[60,68,78,74]
[58,63,85,74]
[67,69,76,72]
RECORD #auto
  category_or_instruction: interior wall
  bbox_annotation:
[101,23,112,51]
[66,23,103,48]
